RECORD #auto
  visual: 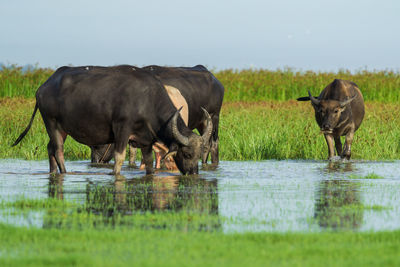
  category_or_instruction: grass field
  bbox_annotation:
[2,98,400,161]
[2,223,399,267]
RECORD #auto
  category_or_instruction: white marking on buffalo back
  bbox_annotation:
[164,85,189,126]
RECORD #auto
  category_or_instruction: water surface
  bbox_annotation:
[1,159,400,233]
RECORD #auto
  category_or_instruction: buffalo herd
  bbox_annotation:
[12,65,365,175]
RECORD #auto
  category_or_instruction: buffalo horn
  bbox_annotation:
[340,95,357,107]
[201,107,213,142]
[171,107,190,146]
[308,90,320,105]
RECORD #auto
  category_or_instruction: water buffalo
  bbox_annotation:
[91,82,191,169]
[297,79,365,160]
[12,65,212,175]
[91,65,225,167]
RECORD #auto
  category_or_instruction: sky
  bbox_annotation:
[1,0,399,71]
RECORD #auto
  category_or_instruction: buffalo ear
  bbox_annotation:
[162,151,177,161]
[297,96,310,101]
[162,143,178,161]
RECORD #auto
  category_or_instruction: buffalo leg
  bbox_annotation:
[112,126,130,175]
[47,141,58,173]
[324,134,335,160]
[141,145,154,175]
[155,151,162,169]
[210,116,220,165]
[341,130,354,160]
[197,121,211,165]
[128,144,137,166]
[43,118,67,173]
[48,130,67,173]
[113,147,126,175]
[210,137,219,165]
[334,136,342,156]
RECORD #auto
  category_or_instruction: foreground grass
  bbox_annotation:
[0,197,399,267]
[1,224,400,267]
[1,98,400,160]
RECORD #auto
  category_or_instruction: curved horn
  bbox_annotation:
[171,108,190,146]
[340,95,357,108]
[308,90,320,106]
[201,107,213,142]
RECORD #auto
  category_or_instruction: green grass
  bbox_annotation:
[2,223,400,267]
[2,65,400,102]
[216,68,400,102]
[2,99,400,161]
[0,65,53,98]
[219,101,400,160]
[1,197,400,266]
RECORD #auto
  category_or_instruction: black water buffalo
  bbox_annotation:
[91,65,225,167]
[297,79,365,160]
[12,65,212,175]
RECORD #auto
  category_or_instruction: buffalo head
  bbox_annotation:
[90,144,114,163]
[168,108,212,175]
[308,91,356,134]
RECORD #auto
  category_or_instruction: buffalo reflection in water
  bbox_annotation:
[315,162,362,230]
[48,174,218,216]
[47,174,219,230]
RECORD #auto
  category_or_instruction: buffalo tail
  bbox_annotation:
[11,102,39,147]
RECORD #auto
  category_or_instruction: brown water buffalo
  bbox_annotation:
[12,65,212,175]
[297,79,365,160]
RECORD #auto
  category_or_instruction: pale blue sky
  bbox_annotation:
[1,0,399,71]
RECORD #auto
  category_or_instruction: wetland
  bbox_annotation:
[1,159,400,233]
[1,66,400,266]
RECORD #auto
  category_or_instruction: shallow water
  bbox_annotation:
[1,159,400,233]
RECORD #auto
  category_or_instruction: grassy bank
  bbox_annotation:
[2,223,399,266]
[0,198,399,266]
[1,65,400,102]
[2,98,400,161]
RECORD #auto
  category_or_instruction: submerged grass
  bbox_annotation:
[348,173,385,179]
[1,98,400,161]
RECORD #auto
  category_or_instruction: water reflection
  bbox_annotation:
[3,160,400,233]
[48,174,64,200]
[315,179,362,231]
[48,174,218,216]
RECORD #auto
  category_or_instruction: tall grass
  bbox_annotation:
[216,68,400,102]
[220,101,400,160]
[1,65,400,102]
[2,99,400,161]
[0,65,53,98]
